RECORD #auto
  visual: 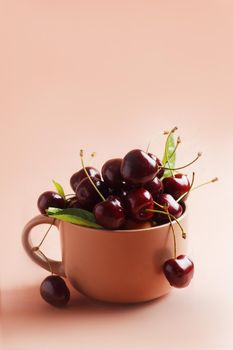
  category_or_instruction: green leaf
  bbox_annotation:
[162,132,176,178]
[47,207,103,229]
[52,180,66,199]
[47,207,97,222]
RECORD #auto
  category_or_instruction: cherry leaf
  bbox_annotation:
[162,132,176,178]
[52,180,66,199]
[47,207,102,229]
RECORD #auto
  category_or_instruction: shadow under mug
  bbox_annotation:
[22,209,187,303]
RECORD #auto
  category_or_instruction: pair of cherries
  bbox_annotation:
[40,253,194,308]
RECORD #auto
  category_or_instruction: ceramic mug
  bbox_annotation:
[22,210,187,303]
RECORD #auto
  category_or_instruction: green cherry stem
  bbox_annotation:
[166,211,177,258]
[146,139,152,153]
[153,200,165,209]
[31,219,55,252]
[168,136,181,164]
[177,176,218,203]
[146,209,186,239]
[38,249,53,275]
[177,172,195,203]
[191,177,218,191]
[80,149,106,201]
[161,152,202,171]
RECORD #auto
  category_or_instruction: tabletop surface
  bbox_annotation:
[1,1,233,349]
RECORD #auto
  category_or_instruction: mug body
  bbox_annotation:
[59,212,187,303]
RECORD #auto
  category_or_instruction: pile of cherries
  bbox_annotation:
[38,149,191,229]
[36,139,217,307]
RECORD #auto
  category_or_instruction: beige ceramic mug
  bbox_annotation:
[22,210,187,303]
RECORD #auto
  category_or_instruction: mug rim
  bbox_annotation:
[59,204,187,234]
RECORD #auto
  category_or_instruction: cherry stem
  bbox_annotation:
[34,220,55,250]
[80,149,105,201]
[146,208,186,239]
[168,136,181,164]
[89,152,96,164]
[191,177,218,191]
[166,211,177,258]
[146,140,151,153]
[161,152,202,171]
[38,249,53,275]
[177,172,195,202]
[153,200,165,209]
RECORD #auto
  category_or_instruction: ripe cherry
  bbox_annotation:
[70,167,101,192]
[154,193,183,223]
[121,149,158,185]
[144,177,164,200]
[94,196,125,229]
[76,176,109,211]
[37,191,66,214]
[40,275,70,307]
[148,153,164,178]
[126,188,154,221]
[163,174,190,200]
[163,255,194,288]
[101,158,123,189]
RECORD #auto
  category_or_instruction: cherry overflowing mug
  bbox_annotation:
[22,209,187,304]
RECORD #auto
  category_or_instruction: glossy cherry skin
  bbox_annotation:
[163,255,194,288]
[163,174,190,200]
[125,188,154,221]
[144,177,164,200]
[154,193,183,223]
[70,167,101,192]
[94,196,125,229]
[148,153,164,179]
[40,275,70,307]
[121,149,158,185]
[76,177,109,211]
[101,158,123,189]
[37,191,66,214]
[156,158,165,178]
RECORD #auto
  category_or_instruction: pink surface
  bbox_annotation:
[1,1,232,349]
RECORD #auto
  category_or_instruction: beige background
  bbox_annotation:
[1,1,232,349]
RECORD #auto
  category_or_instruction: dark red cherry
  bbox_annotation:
[70,167,101,192]
[121,149,158,185]
[94,196,125,229]
[148,153,164,178]
[37,191,66,214]
[40,275,70,307]
[163,255,194,288]
[156,158,165,178]
[126,188,154,221]
[163,174,190,200]
[101,158,123,189]
[154,193,183,223]
[144,177,164,200]
[76,176,109,211]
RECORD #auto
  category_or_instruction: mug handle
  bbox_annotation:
[22,215,65,277]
